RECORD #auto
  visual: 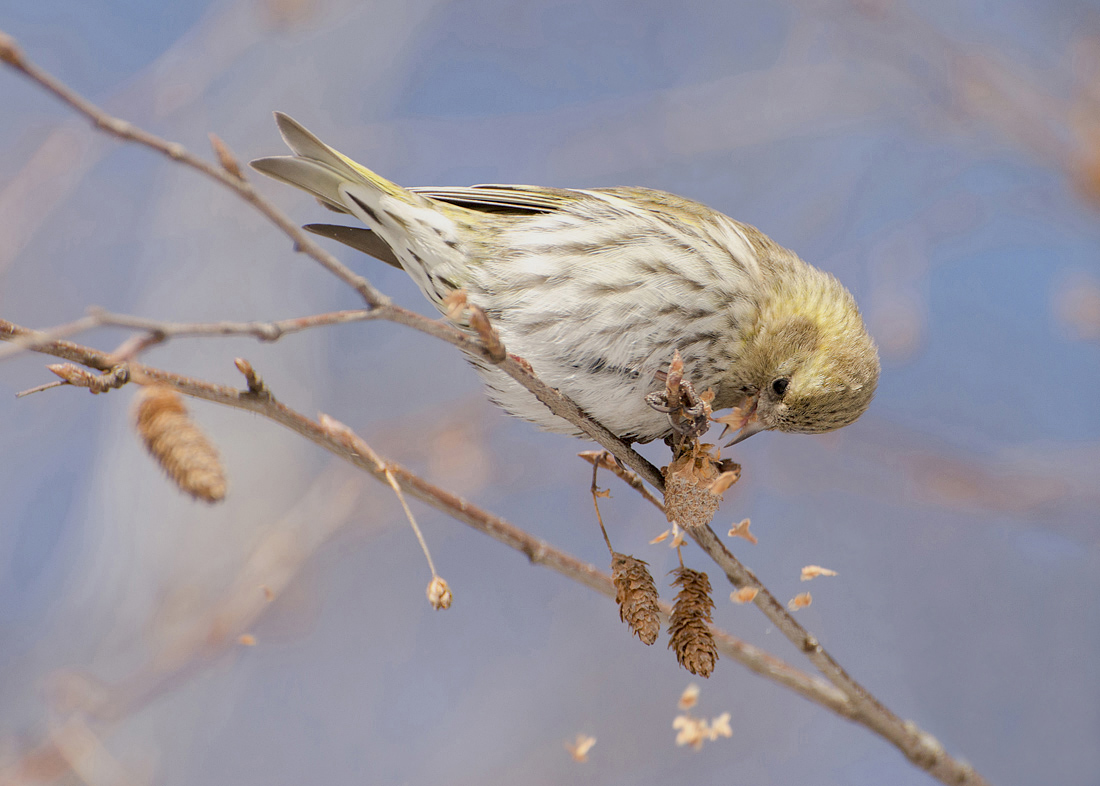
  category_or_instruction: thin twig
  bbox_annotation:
[579,450,665,512]
[0,315,100,362]
[91,307,380,343]
[16,379,66,397]
[319,413,441,579]
[590,460,615,553]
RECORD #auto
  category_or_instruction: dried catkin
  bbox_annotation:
[668,567,718,677]
[663,443,736,530]
[134,385,226,503]
[611,552,661,645]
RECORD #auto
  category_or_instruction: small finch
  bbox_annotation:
[252,114,879,444]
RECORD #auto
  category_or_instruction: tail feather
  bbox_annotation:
[274,112,408,199]
[303,223,402,269]
[272,112,353,170]
[251,113,419,210]
[252,113,467,307]
[249,154,351,212]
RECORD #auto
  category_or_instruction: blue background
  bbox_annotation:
[1,1,1098,784]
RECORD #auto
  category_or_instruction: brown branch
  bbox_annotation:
[0,31,389,309]
[686,524,985,784]
[0,307,660,487]
[89,307,380,343]
[0,28,662,490]
[0,315,101,362]
[0,310,985,786]
[0,319,986,784]
[587,451,987,785]
[0,316,839,715]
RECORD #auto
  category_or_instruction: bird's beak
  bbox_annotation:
[723,394,764,446]
[724,420,765,446]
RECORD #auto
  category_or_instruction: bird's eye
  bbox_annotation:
[771,377,790,398]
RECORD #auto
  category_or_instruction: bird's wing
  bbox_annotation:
[301,185,581,266]
[304,183,612,265]
[411,184,578,214]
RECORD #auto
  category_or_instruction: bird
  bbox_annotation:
[251,113,879,446]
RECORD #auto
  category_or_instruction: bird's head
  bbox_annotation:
[725,268,880,445]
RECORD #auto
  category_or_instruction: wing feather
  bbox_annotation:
[411,184,576,214]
